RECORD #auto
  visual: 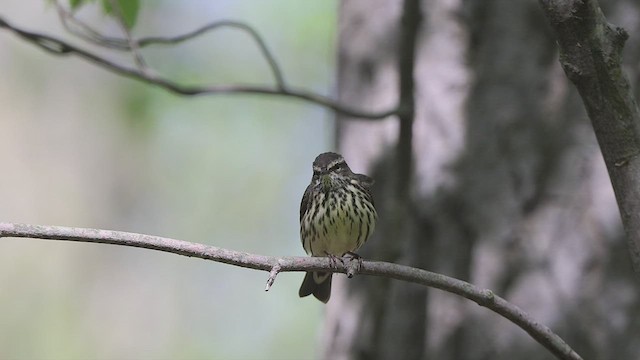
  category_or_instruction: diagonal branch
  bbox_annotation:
[0,16,397,120]
[539,0,640,276]
[0,222,581,360]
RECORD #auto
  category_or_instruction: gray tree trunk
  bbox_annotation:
[324,0,640,359]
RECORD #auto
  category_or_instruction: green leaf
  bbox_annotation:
[101,0,140,29]
[69,0,83,9]
[69,0,94,10]
[100,0,111,15]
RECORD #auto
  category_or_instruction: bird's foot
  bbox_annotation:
[343,251,363,277]
[324,252,343,269]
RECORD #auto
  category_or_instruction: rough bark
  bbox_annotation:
[539,0,640,276]
[327,0,640,359]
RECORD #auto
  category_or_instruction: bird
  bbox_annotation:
[298,152,377,303]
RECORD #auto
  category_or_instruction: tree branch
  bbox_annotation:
[52,0,286,89]
[396,0,420,199]
[0,15,397,120]
[539,0,640,276]
[0,222,580,360]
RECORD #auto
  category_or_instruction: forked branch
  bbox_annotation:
[0,222,581,360]
[0,14,397,120]
[53,0,284,87]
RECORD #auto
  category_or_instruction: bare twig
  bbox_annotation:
[108,0,149,74]
[136,21,288,90]
[0,16,397,119]
[265,263,282,291]
[0,222,580,360]
[52,1,286,89]
[54,0,120,48]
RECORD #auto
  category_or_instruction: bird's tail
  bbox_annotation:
[298,271,332,303]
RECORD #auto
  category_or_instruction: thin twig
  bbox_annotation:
[137,21,287,90]
[53,1,282,87]
[265,263,282,291]
[0,222,581,360]
[54,0,119,48]
[0,16,395,119]
[54,2,284,87]
[53,1,285,88]
[108,0,149,74]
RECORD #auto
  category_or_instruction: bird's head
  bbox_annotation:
[311,152,353,191]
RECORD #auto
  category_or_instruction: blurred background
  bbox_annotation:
[0,1,338,359]
[3,1,640,360]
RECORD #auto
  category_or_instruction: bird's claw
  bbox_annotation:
[343,251,363,275]
[325,252,343,269]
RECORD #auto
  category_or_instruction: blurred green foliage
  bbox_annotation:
[69,0,139,28]
[0,0,338,359]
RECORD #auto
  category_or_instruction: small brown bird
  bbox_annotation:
[298,152,377,303]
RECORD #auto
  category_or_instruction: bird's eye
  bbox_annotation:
[327,162,341,173]
[329,163,345,173]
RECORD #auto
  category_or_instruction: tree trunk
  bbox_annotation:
[324,0,640,359]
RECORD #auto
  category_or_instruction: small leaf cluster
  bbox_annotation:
[69,0,139,29]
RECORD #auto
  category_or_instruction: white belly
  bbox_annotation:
[301,185,375,256]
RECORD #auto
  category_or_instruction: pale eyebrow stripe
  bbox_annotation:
[326,158,345,170]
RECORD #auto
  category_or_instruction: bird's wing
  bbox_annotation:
[300,183,313,222]
[354,173,375,187]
